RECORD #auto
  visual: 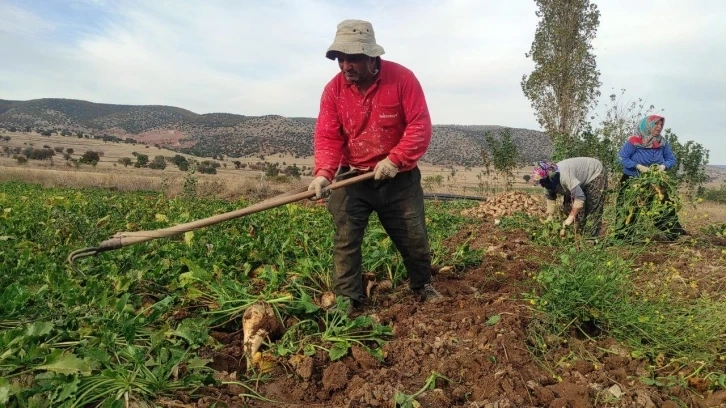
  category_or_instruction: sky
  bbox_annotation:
[1,0,725,164]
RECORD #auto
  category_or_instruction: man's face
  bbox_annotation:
[337,53,373,83]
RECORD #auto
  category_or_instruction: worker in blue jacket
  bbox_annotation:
[615,115,686,240]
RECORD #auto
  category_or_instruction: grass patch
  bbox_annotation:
[527,245,726,389]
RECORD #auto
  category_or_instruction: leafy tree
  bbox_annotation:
[484,129,519,190]
[29,148,55,160]
[134,153,149,168]
[551,124,618,172]
[264,162,280,177]
[80,151,100,165]
[149,155,167,170]
[65,148,74,155]
[284,165,301,179]
[170,155,190,171]
[197,161,217,174]
[521,0,601,142]
[664,129,709,198]
[118,157,133,167]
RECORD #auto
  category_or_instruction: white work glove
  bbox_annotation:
[636,164,650,173]
[657,164,666,172]
[308,176,331,200]
[373,157,399,181]
[563,215,575,227]
[545,199,556,222]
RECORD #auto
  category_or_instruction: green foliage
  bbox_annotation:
[422,175,444,191]
[148,155,167,170]
[26,148,56,161]
[182,169,198,198]
[394,371,452,408]
[521,0,602,141]
[197,161,217,174]
[275,297,392,362]
[133,153,149,168]
[498,213,569,246]
[484,128,519,189]
[0,181,477,406]
[264,162,280,177]
[613,167,682,241]
[284,165,301,179]
[663,129,709,198]
[79,151,99,165]
[551,124,618,173]
[700,223,726,237]
[528,246,726,377]
[703,185,726,204]
[170,154,190,171]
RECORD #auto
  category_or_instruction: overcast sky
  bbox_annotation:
[1,0,725,164]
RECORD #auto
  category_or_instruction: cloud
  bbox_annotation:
[0,3,56,36]
[1,0,724,162]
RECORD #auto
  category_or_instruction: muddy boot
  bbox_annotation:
[413,284,443,303]
[346,302,356,317]
[344,298,362,317]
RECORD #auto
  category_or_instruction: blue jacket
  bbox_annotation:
[618,135,677,177]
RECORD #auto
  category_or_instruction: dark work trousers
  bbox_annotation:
[326,166,432,306]
[614,174,686,239]
[562,171,608,237]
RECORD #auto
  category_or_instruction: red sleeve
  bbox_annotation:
[313,81,343,181]
[387,72,432,169]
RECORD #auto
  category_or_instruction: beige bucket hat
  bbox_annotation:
[326,19,385,60]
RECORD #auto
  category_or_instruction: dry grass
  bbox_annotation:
[680,201,726,233]
[0,165,308,202]
[2,130,725,204]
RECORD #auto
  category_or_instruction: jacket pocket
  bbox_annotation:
[376,104,401,128]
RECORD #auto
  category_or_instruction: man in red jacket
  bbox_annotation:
[308,19,442,313]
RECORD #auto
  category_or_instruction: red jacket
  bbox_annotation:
[313,60,432,181]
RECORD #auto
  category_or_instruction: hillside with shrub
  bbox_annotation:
[0,98,552,166]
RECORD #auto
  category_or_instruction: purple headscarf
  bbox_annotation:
[531,161,558,185]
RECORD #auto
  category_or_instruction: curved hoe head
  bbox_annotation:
[67,247,101,265]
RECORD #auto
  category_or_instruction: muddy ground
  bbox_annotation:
[166,221,726,408]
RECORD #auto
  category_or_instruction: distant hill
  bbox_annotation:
[0,98,552,166]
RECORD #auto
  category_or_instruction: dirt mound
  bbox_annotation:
[461,190,546,220]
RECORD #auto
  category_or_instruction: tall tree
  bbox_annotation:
[485,129,519,190]
[521,0,602,142]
